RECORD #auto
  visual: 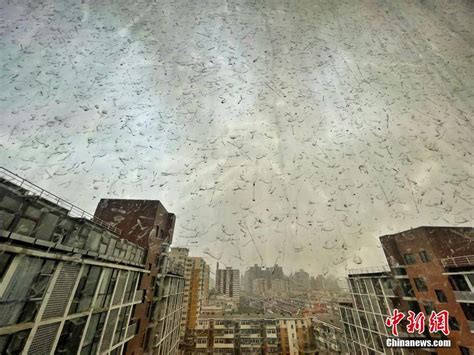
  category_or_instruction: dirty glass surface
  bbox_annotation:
[0,0,473,353]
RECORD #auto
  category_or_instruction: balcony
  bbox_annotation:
[442,256,474,268]
[213,343,235,349]
[241,334,261,339]
[453,291,474,303]
[215,333,234,338]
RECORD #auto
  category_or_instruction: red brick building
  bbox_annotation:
[380,226,474,355]
[94,199,178,355]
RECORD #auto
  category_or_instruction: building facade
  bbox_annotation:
[194,315,316,355]
[169,248,210,351]
[290,269,311,293]
[216,264,240,304]
[338,266,410,354]
[0,168,147,354]
[381,226,474,354]
[150,246,185,355]
[94,198,182,355]
[312,317,347,353]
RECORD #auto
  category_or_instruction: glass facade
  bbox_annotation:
[339,272,409,355]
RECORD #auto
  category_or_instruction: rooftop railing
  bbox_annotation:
[0,167,121,235]
[347,265,390,275]
[441,255,474,268]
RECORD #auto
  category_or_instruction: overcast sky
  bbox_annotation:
[1,0,473,278]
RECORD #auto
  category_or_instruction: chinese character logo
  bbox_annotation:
[406,310,425,334]
[386,309,450,336]
[429,310,450,336]
[385,309,405,336]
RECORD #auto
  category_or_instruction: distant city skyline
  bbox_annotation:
[2,0,472,280]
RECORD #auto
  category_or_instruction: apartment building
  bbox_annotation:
[0,168,147,354]
[94,198,181,354]
[150,247,185,355]
[216,264,240,304]
[169,248,210,351]
[193,315,315,354]
[338,266,410,354]
[169,247,192,340]
[381,226,474,354]
[312,317,347,353]
[207,294,238,313]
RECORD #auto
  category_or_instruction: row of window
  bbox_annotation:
[403,250,431,265]
[0,305,135,355]
[0,254,140,328]
[348,276,395,297]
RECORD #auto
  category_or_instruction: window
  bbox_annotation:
[459,346,471,355]
[56,317,87,354]
[460,303,474,321]
[449,275,470,292]
[0,252,13,280]
[124,272,139,302]
[114,306,130,345]
[94,268,118,309]
[419,250,431,263]
[435,289,448,303]
[449,316,460,331]
[69,266,101,314]
[392,268,407,276]
[424,302,435,315]
[407,301,421,314]
[400,279,415,297]
[0,329,30,354]
[414,278,428,292]
[81,312,107,355]
[372,279,383,295]
[403,253,416,265]
[0,257,56,326]
[468,274,474,288]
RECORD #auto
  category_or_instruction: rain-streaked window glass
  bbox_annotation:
[0,1,473,354]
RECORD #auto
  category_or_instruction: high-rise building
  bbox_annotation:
[216,264,240,303]
[270,279,290,297]
[380,226,474,354]
[243,264,286,294]
[149,245,185,354]
[338,266,410,354]
[0,168,148,354]
[340,226,474,355]
[252,278,268,296]
[187,257,210,331]
[94,198,184,354]
[169,248,210,351]
[169,247,192,339]
[290,269,311,293]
